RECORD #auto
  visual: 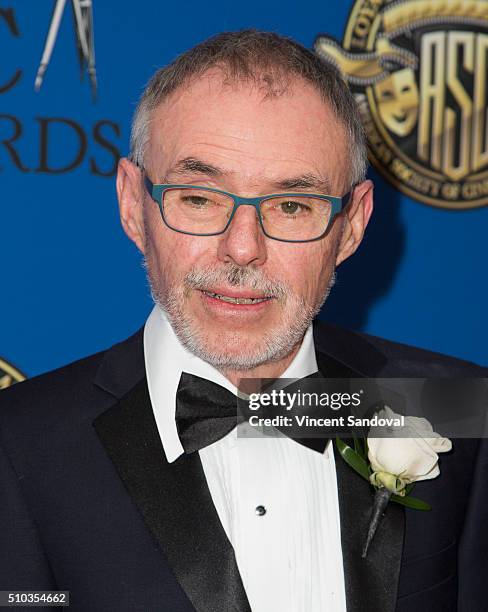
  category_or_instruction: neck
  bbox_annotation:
[220,341,302,389]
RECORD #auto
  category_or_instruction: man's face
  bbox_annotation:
[119,70,371,371]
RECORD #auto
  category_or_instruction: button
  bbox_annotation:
[255,505,266,516]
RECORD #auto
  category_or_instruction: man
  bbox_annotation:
[0,30,486,612]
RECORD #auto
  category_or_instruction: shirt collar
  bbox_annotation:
[144,305,318,463]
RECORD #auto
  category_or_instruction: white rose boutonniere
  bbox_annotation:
[336,406,452,557]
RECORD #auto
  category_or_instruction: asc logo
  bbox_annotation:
[315,0,488,209]
[0,358,26,390]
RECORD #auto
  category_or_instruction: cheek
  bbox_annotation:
[270,241,337,300]
[148,224,219,285]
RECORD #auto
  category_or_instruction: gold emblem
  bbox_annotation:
[0,358,26,390]
[315,0,488,209]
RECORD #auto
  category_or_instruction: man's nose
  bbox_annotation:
[217,203,267,267]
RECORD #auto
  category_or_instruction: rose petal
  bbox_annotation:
[368,436,440,481]
[403,415,436,436]
[414,463,440,482]
[424,436,452,453]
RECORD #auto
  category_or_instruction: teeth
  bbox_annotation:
[203,291,269,304]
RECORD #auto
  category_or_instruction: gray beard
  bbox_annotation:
[145,261,336,371]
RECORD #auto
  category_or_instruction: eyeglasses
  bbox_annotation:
[143,176,351,243]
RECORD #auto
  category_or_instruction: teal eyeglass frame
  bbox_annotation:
[144,175,351,243]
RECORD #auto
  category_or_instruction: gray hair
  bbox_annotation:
[129,29,368,187]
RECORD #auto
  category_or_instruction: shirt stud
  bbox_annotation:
[255,505,266,516]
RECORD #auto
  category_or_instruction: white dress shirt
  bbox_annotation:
[144,305,346,612]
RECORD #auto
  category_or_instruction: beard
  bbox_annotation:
[144,258,336,371]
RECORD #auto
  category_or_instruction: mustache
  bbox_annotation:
[183,265,289,300]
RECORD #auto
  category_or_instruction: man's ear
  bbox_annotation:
[116,157,146,254]
[335,179,374,266]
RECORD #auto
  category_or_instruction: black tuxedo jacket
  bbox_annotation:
[0,320,487,612]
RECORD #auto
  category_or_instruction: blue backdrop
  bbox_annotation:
[1,0,487,379]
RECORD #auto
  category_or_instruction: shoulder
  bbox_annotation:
[0,327,144,440]
[0,349,106,439]
[313,318,487,377]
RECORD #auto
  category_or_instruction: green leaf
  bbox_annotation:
[391,494,431,511]
[403,483,415,496]
[352,436,367,460]
[336,438,370,481]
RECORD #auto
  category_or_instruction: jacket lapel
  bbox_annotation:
[316,347,405,612]
[93,375,251,612]
[334,443,405,612]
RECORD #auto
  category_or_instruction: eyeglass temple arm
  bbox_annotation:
[143,175,154,197]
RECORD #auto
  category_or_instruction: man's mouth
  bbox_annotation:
[201,290,271,305]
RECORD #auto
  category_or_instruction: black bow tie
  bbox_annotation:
[175,372,329,455]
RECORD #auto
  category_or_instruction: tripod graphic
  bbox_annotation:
[35,0,97,100]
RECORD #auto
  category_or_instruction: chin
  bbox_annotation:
[175,319,304,371]
[190,329,272,367]
[213,331,268,354]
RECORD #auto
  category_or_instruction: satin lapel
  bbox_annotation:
[334,444,404,612]
[316,349,405,612]
[93,377,251,612]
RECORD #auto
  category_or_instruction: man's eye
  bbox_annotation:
[182,196,211,207]
[279,200,309,214]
